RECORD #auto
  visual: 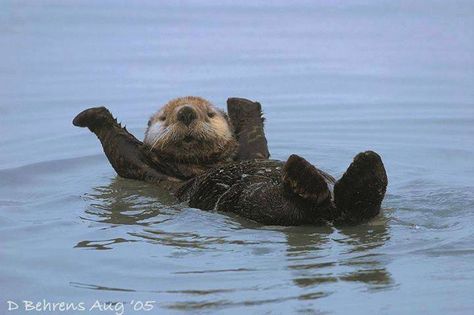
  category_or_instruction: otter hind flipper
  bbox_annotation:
[282,154,331,205]
[334,151,388,224]
[227,97,270,160]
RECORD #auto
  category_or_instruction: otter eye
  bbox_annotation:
[159,116,166,121]
[147,120,151,127]
[207,112,216,118]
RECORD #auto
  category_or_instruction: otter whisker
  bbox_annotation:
[150,126,172,151]
[149,136,161,151]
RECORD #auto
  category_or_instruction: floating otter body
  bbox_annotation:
[73,97,387,225]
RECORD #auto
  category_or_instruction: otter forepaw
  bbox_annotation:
[282,154,330,205]
[73,106,114,130]
[334,151,388,223]
[227,97,270,160]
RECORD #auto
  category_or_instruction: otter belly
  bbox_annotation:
[176,159,339,226]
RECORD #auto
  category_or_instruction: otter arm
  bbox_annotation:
[73,107,180,184]
[227,98,270,160]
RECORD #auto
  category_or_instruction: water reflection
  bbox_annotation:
[76,177,249,252]
[81,177,177,226]
[77,175,394,300]
[74,238,137,250]
[284,226,337,288]
[337,219,394,289]
[75,177,179,250]
[284,217,393,291]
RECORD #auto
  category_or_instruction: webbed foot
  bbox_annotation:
[282,154,331,205]
[334,151,388,224]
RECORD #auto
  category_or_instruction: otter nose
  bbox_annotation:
[177,106,197,126]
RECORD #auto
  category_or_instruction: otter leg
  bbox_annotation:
[73,107,174,183]
[282,155,342,222]
[334,151,388,224]
[227,98,270,160]
[280,155,344,221]
[282,155,331,205]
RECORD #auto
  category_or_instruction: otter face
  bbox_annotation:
[144,96,236,161]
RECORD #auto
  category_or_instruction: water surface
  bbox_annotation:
[1,1,473,314]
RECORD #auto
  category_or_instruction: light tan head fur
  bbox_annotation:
[144,96,237,163]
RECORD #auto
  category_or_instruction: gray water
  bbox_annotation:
[1,1,473,314]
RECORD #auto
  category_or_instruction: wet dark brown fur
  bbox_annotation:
[73,97,387,225]
[176,152,387,225]
[73,97,270,185]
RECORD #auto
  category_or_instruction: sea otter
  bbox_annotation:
[73,97,387,225]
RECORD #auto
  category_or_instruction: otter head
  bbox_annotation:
[144,96,237,163]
